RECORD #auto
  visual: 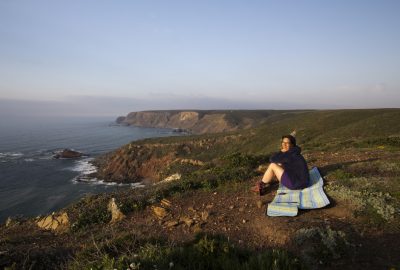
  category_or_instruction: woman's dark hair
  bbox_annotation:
[282,135,296,146]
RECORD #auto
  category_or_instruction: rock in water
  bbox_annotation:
[37,212,69,233]
[53,148,83,159]
[108,198,126,223]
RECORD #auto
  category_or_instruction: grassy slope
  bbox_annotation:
[136,109,400,159]
[1,109,400,270]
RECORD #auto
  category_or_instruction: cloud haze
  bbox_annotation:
[2,90,397,119]
[0,1,399,114]
[0,95,309,117]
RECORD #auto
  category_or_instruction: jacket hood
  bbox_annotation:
[289,145,301,154]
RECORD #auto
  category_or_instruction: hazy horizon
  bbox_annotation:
[1,1,399,117]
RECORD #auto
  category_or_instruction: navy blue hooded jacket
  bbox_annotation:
[269,146,309,189]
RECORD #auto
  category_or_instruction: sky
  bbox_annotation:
[0,0,399,117]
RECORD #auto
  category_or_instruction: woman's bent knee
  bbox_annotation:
[269,163,281,169]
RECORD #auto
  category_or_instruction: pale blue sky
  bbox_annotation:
[0,1,399,116]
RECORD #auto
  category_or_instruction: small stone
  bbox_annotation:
[201,211,209,221]
[256,200,263,209]
[229,205,234,210]
[165,221,179,228]
[193,223,202,233]
[238,207,245,212]
[242,219,247,224]
[180,216,194,227]
[152,206,168,219]
[161,199,172,208]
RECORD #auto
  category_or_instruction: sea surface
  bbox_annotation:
[0,116,179,223]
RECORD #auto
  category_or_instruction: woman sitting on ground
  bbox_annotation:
[258,134,309,192]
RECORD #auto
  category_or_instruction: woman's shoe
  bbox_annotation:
[251,181,270,196]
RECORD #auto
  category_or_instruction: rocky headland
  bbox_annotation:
[115,110,292,134]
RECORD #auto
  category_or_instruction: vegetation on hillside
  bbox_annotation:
[1,109,400,270]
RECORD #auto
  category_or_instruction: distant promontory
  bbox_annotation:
[115,110,302,134]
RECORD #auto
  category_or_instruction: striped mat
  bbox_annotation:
[266,167,330,217]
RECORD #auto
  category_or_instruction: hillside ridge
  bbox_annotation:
[99,109,400,184]
[116,109,311,134]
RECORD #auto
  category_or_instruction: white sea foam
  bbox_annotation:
[24,158,35,162]
[68,158,97,174]
[0,152,24,158]
[68,158,143,188]
[72,176,144,188]
[0,152,24,162]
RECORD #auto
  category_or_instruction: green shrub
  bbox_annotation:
[71,234,305,270]
[160,161,202,179]
[326,184,397,223]
[361,136,400,148]
[328,169,352,181]
[294,226,351,266]
[221,152,269,169]
[119,197,148,215]
[70,196,112,232]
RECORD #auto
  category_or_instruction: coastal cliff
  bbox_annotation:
[116,110,282,134]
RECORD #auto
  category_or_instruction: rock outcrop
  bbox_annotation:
[108,198,125,223]
[37,212,69,233]
[160,173,181,183]
[53,149,83,159]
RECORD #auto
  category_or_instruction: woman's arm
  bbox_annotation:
[269,151,289,164]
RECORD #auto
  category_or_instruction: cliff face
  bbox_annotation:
[94,133,245,183]
[117,111,252,134]
[95,143,176,183]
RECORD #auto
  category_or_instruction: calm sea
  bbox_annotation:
[0,116,178,223]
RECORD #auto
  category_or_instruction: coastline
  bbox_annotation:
[0,117,181,223]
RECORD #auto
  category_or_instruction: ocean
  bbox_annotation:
[0,116,178,223]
